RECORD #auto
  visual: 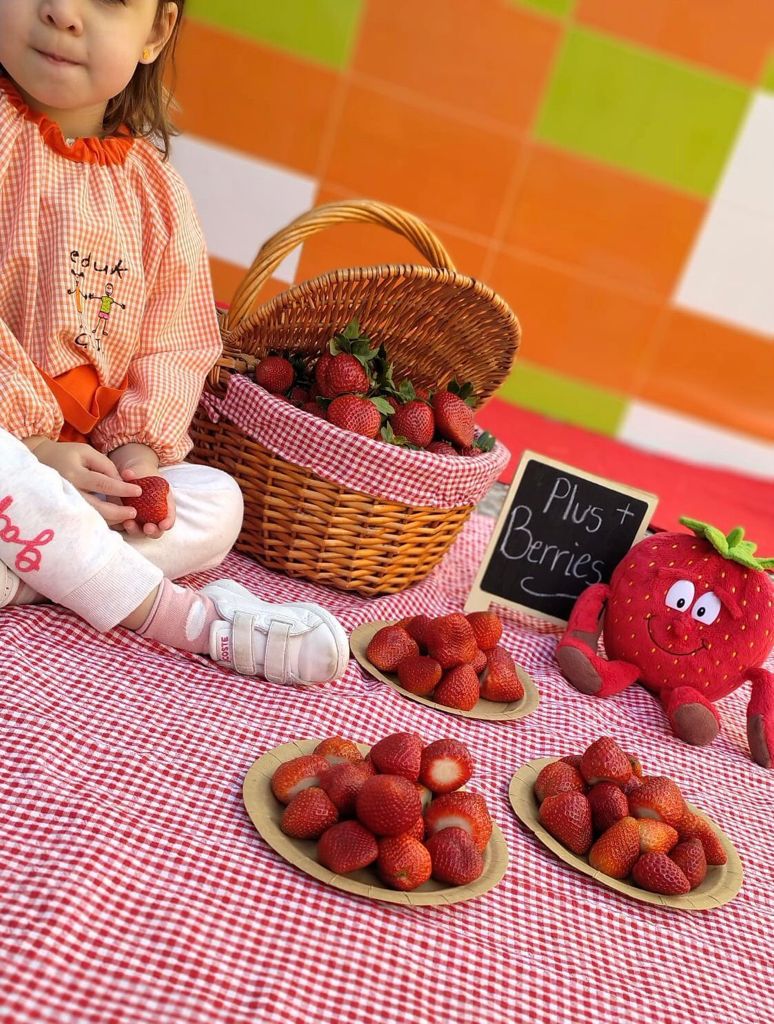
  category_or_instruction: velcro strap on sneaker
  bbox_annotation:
[264,619,292,684]
[232,610,257,676]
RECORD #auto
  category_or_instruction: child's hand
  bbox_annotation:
[119,467,177,539]
[32,439,142,528]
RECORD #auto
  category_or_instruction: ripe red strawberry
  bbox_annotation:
[628,777,685,828]
[431,390,475,448]
[636,818,679,854]
[288,385,310,406]
[377,835,432,891]
[424,613,478,669]
[471,648,487,674]
[579,737,633,786]
[271,754,330,804]
[538,791,593,856]
[390,400,435,448]
[588,816,640,879]
[280,787,339,839]
[676,810,727,865]
[631,852,691,895]
[327,395,382,438]
[426,827,484,885]
[255,355,295,393]
[319,762,372,815]
[366,625,419,672]
[315,736,363,765]
[369,732,424,781]
[403,814,426,841]
[317,820,379,874]
[465,612,503,651]
[457,445,484,457]
[426,440,457,456]
[302,400,326,418]
[669,838,707,889]
[621,775,643,796]
[396,655,442,696]
[122,476,170,527]
[479,647,524,702]
[434,664,480,711]
[325,353,370,396]
[562,754,583,769]
[534,761,586,804]
[404,614,434,649]
[424,791,492,851]
[355,774,423,836]
[587,782,629,834]
[419,739,473,794]
[314,351,335,396]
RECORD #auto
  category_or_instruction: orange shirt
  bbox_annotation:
[0,77,222,465]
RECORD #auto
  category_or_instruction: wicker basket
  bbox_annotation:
[189,199,520,596]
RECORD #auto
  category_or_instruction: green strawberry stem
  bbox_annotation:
[679,516,774,571]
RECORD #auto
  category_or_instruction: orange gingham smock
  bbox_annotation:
[0,77,222,465]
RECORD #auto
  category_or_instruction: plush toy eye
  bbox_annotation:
[691,591,721,625]
[665,580,695,611]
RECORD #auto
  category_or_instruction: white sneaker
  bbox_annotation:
[0,562,20,607]
[201,579,350,686]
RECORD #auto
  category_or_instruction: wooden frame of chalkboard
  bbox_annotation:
[465,451,658,625]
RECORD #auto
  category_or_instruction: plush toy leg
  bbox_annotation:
[662,686,720,747]
[746,668,774,768]
[557,583,639,696]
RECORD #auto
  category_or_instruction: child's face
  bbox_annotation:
[0,1,174,123]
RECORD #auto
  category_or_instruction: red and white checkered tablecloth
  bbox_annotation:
[1,513,773,1024]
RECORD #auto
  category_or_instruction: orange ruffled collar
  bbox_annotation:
[0,76,133,166]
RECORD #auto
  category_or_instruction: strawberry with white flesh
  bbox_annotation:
[426,827,484,885]
[271,754,331,804]
[419,738,474,794]
[355,775,423,837]
[669,839,707,889]
[317,820,379,874]
[280,787,339,839]
[368,732,424,781]
[366,625,419,672]
[538,791,593,856]
[628,777,685,828]
[557,518,774,766]
[434,664,480,711]
[631,852,691,895]
[377,835,432,891]
[315,736,363,765]
[424,791,492,851]
[579,736,632,786]
[534,760,586,804]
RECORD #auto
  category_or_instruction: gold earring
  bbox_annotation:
[142,47,151,62]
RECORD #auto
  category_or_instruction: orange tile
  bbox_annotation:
[353,0,561,132]
[175,20,338,176]
[577,0,774,83]
[294,185,490,281]
[323,83,523,238]
[637,309,774,441]
[487,251,661,393]
[505,144,706,297]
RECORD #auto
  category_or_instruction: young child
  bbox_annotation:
[0,0,349,685]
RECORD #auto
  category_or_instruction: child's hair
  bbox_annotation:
[103,0,186,160]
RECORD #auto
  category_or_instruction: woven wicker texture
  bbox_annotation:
[190,199,520,596]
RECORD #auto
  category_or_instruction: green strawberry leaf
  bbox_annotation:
[396,379,417,403]
[370,396,396,417]
[474,430,496,452]
[679,516,774,571]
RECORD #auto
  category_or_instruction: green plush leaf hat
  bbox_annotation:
[680,517,774,571]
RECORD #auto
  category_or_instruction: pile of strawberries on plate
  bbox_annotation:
[270,731,493,891]
[252,318,495,453]
[535,736,727,896]
[365,611,523,711]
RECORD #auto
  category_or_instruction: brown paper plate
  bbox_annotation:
[349,620,539,722]
[244,739,509,906]
[509,757,743,911]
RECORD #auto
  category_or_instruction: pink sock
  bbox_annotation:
[137,578,219,654]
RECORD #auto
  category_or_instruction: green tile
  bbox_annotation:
[761,53,774,93]
[496,361,625,436]
[510,0,575,17]
[535,27,750,196]
[188,0,363,69]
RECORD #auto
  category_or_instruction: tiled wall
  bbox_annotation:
[174,0,774,476]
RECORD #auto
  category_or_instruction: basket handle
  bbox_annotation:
[221,199,457,332]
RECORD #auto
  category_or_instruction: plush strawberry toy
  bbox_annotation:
[556,518,774,767]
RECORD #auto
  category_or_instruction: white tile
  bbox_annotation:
[619,401,774,480]
[674,200,774,336]
[171,134,318,282]
[712,92,774,217]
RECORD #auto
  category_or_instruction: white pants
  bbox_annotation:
[0,427,243,630]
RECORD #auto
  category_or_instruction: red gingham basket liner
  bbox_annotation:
[198,373,510,509]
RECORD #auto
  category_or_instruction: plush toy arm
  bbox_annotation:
[557,582,639,697]
[746,667,774,768]
[564,582,611,646]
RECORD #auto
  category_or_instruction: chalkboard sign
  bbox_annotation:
[465,451,658,624]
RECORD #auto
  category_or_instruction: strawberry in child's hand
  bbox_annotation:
[317,820,378,874]
[255,355,295,394]
[271,754,330,804]
[426,827,484,885]
[631,852,691,895]
[396,655,442,696]
[588,816,640,879]
[424,791,492,851]
[377,834,432,891]
[368,732,424,781]
[534,760,586,804]
[579,737,632,786]
[280,787,338,839]
[122,476,169,527]
[669,838,707,889]
[538,791,593,855]
[419,738,473,794]
[366,625,419,673]
[355,774,423,836]
[431,390,475,448]
[434,664,480,711]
